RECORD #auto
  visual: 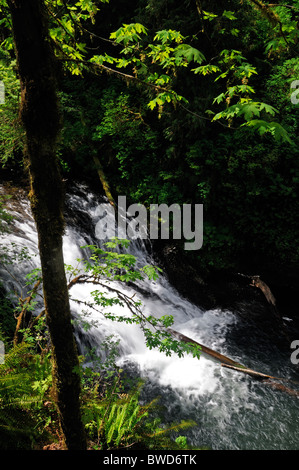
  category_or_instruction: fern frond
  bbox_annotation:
[0,407,39,450]
[1,394,42,409]
[0,342,32,375]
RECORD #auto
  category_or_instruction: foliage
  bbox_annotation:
[92,89,160,194]
[0,234,202,450]
[0,293,15,341]
[0,0,297,297]
[81,376,199,450]
[0,241,42,343]
[79,323,200,450]
[0,0,285,142]
[1,0,299,444]
[1,234,201,360]
[0,0,297,281]
[0,305,200,450]
[89,18,291,139]
[0,265,200,450]
[3,0,298,451]
[69,239,202,359]
[61,1,297,280]
[0,337,56,449]
[0,48,23,168]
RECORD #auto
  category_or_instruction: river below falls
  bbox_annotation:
[1,181,299,450]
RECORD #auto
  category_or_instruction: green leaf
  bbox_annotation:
[141,265,162,281]
[213,92,226,104]
[192,64,220,75]
[222,10,237,21]
[174,45,205,64]
[110,23,148,45]
[213,102,278,122]
[202,10,218,21]
[258,102,277,116]
[243,120,293,144]
[154,29,185,44]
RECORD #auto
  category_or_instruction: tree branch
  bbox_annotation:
[14,279,41,345]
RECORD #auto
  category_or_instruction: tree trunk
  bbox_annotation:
[8,0,87,450]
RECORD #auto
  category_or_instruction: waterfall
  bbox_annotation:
[1,181,299,450]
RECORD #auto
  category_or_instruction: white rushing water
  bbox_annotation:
[1,181,299,450]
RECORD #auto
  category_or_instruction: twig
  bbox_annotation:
[14,279,41,345]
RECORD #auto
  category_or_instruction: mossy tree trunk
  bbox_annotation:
[8,0,87,450]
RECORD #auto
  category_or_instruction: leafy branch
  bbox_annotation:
[9,239,201,360]
[67,242,201,359]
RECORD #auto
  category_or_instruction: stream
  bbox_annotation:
[1,181,299,450]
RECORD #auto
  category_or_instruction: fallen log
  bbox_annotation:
[221,363,279,381]
[262,380,299,398]
[222,364,299,398]
[168,328,245,368]
[168,328,299,398]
